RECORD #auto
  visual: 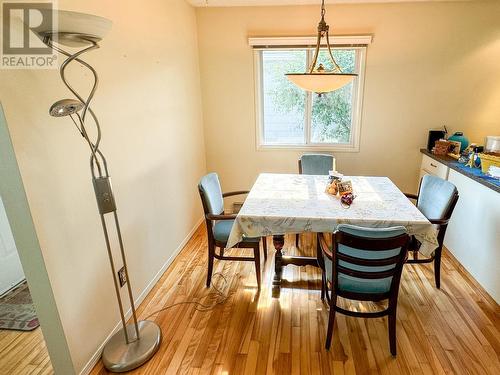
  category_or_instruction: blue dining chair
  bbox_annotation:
[198,173,267,289]
[298,153,335,175]
[296,154,335,247]
[404,174,459,288]
[317,224,410,355]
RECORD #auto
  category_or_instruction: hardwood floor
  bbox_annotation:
[89,225,500,375]
[2,224,497,374]
[0,327,53,374]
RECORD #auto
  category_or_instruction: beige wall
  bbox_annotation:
[0,0,205,373]
[196,1,500,194]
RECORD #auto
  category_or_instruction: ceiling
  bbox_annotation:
[188,0,467,7]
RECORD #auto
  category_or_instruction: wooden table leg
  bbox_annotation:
[272,233,320,298]
[272,235,285,297]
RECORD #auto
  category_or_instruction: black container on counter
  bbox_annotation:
[427,130,446,151]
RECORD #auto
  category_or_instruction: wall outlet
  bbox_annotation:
[117,267,127,287]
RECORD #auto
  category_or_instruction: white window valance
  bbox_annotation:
[248,35,373,49]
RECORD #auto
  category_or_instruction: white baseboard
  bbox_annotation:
[79,216,204,375]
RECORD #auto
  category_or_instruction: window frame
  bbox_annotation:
[253,45,367,152]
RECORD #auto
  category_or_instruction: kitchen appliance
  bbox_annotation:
[485,136,500,153]
[427,130,446,151]
[448,132,469,153]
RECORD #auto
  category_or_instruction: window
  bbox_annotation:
[254,44,367,151]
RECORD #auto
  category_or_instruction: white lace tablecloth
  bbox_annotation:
[227,174,438,257]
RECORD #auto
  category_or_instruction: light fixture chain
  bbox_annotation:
[309,0,343,74]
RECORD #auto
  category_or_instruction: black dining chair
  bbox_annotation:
[198,172,267,289]
[317,224,410,355]
[296,153,335,247]
[404,174,459,288]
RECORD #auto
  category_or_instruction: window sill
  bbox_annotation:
[257,143,360,152]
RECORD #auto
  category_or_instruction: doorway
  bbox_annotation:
[0,195,25,296]
[0,126,50,372]
[0,102,75,373]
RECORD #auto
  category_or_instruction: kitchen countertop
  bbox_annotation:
[420,149,500,194]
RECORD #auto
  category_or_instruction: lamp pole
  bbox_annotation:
[44,27,161,372]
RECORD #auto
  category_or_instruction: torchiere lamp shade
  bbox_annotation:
[35,9,112,46]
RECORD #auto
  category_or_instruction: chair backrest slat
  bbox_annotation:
[337,265,398,280]
[336,252,403,267]
[336,232,409,251]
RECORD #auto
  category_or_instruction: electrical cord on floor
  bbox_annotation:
[143,272,233,321]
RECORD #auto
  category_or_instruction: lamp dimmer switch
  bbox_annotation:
[93,176,117,214]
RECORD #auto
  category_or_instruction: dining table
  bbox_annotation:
[227,173,439,296]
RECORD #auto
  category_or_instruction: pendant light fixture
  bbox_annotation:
[286,0,357,95]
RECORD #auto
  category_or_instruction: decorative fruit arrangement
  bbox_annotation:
[340,192,356,208]
[325,174,356,208]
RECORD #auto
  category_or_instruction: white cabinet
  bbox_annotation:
[445,169,500,303]
[418,153,500,303]
[420,154,449,180]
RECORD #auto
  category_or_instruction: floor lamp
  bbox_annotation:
[36,10,161,372]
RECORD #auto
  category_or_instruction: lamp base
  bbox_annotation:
[102,320,162,373]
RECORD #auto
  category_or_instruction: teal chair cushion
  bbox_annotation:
[213,220,260,243]
[300,154,334,175]
[417,175,458,220]
[199,173,224,215]
[325,224,407,294]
